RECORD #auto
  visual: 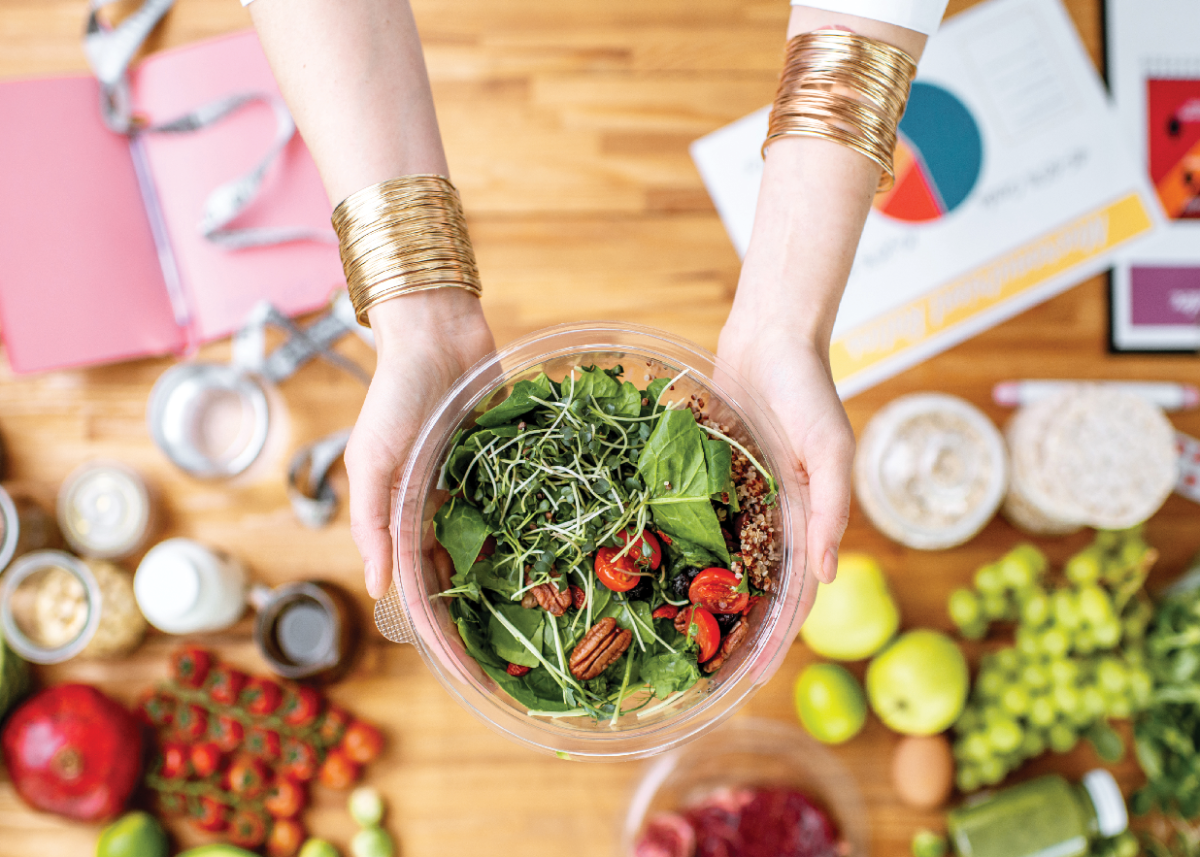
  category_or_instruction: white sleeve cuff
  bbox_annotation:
[789,0,950,35]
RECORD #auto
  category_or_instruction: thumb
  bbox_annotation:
[345,424,406,600]
[799,429,855,585]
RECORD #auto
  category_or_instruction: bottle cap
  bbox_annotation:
[135,543,201,628]
[1082,769,1128,837]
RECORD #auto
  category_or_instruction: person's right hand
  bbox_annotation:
[345,288,495,599]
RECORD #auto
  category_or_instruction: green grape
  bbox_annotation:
[1052,684,1082,718]
[1074,629,1097,655]
[1092,619,1122,649]
[1000,552,1036,591]
[975,563,1005,596]
[948,588,982,628]
[955,708,982,734]
[1016,627,1041,658]
[1128,667,1152,708]
[1020,729,1046,759]
[1106,695,1132,719]
[981,592,1010,622]
[1052,590,1083,631]
[1041,628,1070,659]
[978,757,1006,785]
[1021,663,1050,690]
[1020,589,1051,628]
[1047,722,1077,753]
[1008,543,1049,576]
[959,618,988,641]
[1094,529,1123,551]
[911,830,948,857]
[1064,548,1103,585]
[956,766,981,793]
[1081,685,1106,719]
[1111,832,1139,857]
[986,717,1023,754]
[1119,539,1148,568]
[1077,584,1115,626]
[1096,658,1128,696]
[977,670,1007,699]
[1001,686,1031,717]
[1049,659,1079,686]
[1029,696,1056,727]
[960,732,990,763]
[995,648,1022,674]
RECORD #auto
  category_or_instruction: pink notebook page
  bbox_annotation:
[0,75,185,373]
[131,29,345,343]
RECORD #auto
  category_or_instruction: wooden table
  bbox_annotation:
[1,0,1198,854]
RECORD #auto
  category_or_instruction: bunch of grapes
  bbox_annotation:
[947,530,1156,792]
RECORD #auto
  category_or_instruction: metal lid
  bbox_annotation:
[0,550,102,664]
[147,362,270,478]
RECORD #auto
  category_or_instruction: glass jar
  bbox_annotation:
[381,322,810,761]
[947,770,1128,857]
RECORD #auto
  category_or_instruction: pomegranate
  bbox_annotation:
[1,684,144,821]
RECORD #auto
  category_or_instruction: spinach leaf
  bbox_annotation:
[704,438,737,510]
[569,366,621,401]
[663,534,723,573]
[477,560,520,599]
[476,372,553,427]
[602,381,643,418]
[646,378,672,407]
[479,662,575,712]
[641,653,700,699]
[638,409,730,562]
[434,499,493,576]
[487,601,545,668]
[449,599,505,669]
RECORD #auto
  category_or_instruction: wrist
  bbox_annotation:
[367,287,488,357]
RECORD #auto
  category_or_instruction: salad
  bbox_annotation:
[434,364,779,722]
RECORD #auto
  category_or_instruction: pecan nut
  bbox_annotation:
[526,571,572,617]
[702,616,749,674]
[568,617,632,680]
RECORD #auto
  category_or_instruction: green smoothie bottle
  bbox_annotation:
[946,770,1127,857]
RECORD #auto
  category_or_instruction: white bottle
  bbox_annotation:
[134,538,247,634]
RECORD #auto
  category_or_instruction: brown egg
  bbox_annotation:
[891,733,955,809]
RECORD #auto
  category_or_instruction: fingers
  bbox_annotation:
[802,425,855,586]
[345,422,405,600]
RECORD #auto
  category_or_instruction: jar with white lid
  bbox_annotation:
[57,461,156,560]
[134,538,247,634]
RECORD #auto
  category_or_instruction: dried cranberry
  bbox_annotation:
[669,568,701,601]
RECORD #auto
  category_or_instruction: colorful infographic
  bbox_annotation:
[1147,78,1200,220]
[874,82,984,223]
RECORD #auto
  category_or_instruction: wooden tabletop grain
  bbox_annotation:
[1,0,1198,855]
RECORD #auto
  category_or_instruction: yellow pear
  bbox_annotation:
[799,553,900,660]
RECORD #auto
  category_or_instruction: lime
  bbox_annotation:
[96,811,168,857]
[793,663,867,744]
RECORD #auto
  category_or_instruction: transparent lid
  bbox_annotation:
[57,460,151,559]
[1082,769,1128,838]
[0,550,102,664]
[386,322,810,761]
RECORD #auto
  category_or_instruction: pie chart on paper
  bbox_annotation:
[874,82,984,223]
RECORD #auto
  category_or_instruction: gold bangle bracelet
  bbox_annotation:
[763,29,918,191]
[332,174,482,326]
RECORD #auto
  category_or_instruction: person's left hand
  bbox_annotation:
[718,308,855,605]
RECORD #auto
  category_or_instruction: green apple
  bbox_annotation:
[97,812,168,857]
[866,629,968,735]
[800,553,900,660]
[794,663,867,744]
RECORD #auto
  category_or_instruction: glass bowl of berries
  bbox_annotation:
[381,322,812,760]
[622,716,869,856]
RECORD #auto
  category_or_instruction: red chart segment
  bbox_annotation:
[877,137,945,223]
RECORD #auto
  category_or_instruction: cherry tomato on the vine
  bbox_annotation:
[318,748,360,790]
[192,796,229,833]
[675,606,721,663]
[264,776,307,818]
[266,817,306,857]
[340,720,384,764]
[159,742,189,779]
[228,808,269,848]
[688,568,749,615]
[189,741,223,778]
[594,547,639,592]
[618,529,662,571]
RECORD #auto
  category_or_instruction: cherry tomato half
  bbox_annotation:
[675,606,720,663]
[618,529,662,571]
[594,547,639,592]
[688,568,749,615]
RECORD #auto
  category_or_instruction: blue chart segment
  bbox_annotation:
[875,82,984,223]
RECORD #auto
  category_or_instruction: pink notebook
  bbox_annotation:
[0,30,345,374]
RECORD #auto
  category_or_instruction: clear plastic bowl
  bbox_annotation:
[389,322,810,761]
[620,717,870,855]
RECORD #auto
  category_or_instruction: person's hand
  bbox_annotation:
[718,310,855,595]
[345,289,495,598]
